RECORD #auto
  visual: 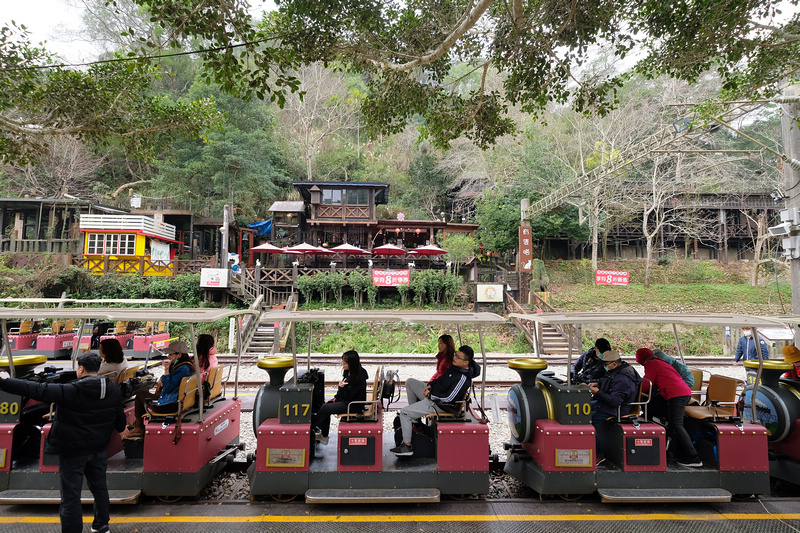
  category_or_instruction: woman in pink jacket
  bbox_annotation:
[196,334,218,380]
[636,348,702,468]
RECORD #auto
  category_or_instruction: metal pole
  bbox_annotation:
[567,327,573,387]
[456,324,463,346]
[1,319,14,378]
[235,316,242,399]
[307,322,313,373]
[189,324,204,422]
[750,325,764,424]
[478,325,486,411]
[291,322,297,385]
[672,323,685,362]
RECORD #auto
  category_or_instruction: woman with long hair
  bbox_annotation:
[195,334,218,373]
[98,338,128,383]
[405,334,455,404]
[311,350,368,445]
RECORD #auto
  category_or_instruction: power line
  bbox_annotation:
[0,38,270,72]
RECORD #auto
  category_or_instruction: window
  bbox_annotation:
[86,233,137,255]
[322,189,342,205]
[346,189,369,205]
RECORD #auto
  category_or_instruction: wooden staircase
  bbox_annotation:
[505,292,579,356]
[243,316,277,359]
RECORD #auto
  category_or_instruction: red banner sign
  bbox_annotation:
[372,269,410,287]
[595,269,629,286]
[519,227,533,271]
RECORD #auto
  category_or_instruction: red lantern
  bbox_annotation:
[416,229,421,235]
[395,228,400,234]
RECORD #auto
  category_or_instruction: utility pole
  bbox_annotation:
[221,204,230,265]
[782,86,800,322]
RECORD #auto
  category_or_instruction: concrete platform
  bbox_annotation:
[0,496,798,532]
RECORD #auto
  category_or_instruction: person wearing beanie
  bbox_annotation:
[572,338,610,384]
[636,347,702,468]
[782,345,800,379]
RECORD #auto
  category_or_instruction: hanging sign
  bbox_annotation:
[519,227,533,271]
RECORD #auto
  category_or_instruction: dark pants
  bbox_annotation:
[312,401,348,437]
[134,389,160,426]
[652,394,699,462]
[59,450,110,533]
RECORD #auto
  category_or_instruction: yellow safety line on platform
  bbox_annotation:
[2,513,800,524]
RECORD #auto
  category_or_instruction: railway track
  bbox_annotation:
[217,354,737,367]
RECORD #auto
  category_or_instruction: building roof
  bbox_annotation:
[268,201,306,213]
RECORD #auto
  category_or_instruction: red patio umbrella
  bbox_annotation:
[284,243,332,266]
[412,243,447,267]
[372,243,407,267]
[330,243,371,268]
[250,242,285,253]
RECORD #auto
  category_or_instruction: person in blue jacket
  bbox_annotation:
[125,340,194,438]
[733,327,769,365]
[588,350,641,461]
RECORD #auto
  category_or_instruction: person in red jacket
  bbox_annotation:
[636,348,702,468]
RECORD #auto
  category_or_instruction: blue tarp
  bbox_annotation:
[248,219,272,236]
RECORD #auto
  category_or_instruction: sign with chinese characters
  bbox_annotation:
[372,269,410,287]
[477,284,504,303]
[595,269,629,286]
[200,268,229,288]
[519,226,533,271]
[555,448,593,467]
[266,448,305,468]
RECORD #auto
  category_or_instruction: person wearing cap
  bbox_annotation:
[636,347,702,468]
[572,338,610,384]
[124,340,194,439]
[782,345,800,379]
[587,349,642,427]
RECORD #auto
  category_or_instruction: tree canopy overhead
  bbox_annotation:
[0,22,222,165]
[130,0,798,148]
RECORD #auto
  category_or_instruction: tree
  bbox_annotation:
[132,0,799,149]
[442,233,477,273]
[8,135,106,198]
[277,63,359,181]
[0,23,221,165]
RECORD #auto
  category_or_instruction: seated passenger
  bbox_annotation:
[781,345,800,379]
[652,349,694,388]
[311,350,368,445]
[98,338,128,384]
[572,338,610,384]
[196,334,219,379]
[123,341,194,439]
[636,348,702,468]
[405,334,455,404]
[391,345,480,457]
[588,349,641,426]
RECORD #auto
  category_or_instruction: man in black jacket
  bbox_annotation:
[391,345,480,456]
[0,352,126,533]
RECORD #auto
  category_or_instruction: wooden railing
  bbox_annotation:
[0,239,79,254]
[72,256,216,276]
[240,294,265,355]
[506,291,581,354]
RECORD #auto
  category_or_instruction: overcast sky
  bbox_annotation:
[2,1,276,63]
[3,1,93,62]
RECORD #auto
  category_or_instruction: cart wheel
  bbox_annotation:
[270,494,299,503]
[558,493,583,502]
[155,495,182,503]
[447,494,469,501]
